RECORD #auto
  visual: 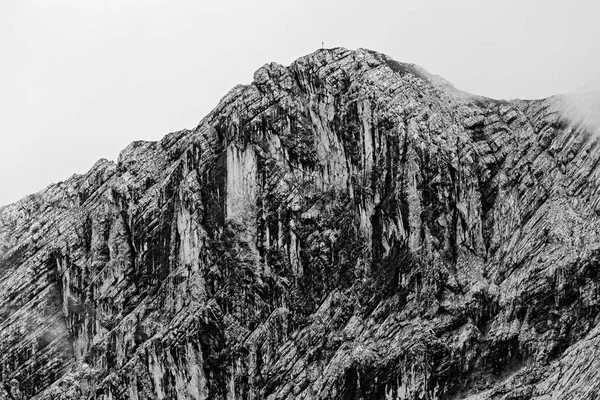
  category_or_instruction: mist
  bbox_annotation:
[561,92,600,136]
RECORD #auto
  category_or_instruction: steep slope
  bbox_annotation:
[1,47,600,399]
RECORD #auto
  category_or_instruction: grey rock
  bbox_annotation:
[1,47,600,399]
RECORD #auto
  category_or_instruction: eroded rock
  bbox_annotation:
[1,47,600,399]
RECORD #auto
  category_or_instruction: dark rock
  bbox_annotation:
[1,48,600,399]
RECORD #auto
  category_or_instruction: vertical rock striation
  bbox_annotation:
[1,48,600,399]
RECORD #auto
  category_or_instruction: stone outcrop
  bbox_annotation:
[1,47,600,399]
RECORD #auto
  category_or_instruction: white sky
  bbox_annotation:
[1,0,599,206]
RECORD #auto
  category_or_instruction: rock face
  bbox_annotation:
[1,48,600,399]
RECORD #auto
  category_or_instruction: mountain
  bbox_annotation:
[1,47,600,399]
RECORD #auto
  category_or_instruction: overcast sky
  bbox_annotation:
[1,0,599,206]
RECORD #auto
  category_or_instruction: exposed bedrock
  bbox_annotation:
[1,48,600,399]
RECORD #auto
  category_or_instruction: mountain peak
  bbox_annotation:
[2,48,600,399]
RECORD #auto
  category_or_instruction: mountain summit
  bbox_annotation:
[2,48,600,399]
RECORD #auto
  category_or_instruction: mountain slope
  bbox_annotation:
[1,47,600,399]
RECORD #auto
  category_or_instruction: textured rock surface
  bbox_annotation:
[1,48,600,399]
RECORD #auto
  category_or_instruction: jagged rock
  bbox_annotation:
[1,47,600,399]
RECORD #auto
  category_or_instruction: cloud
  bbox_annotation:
[560,92,600,136]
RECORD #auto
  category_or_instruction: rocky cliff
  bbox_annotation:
[1,47,600,399]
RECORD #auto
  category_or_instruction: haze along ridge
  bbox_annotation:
[1,47,600,399]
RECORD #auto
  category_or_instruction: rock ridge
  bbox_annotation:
[1,47,600,399]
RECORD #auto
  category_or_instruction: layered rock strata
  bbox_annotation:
[1,48,600,399]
